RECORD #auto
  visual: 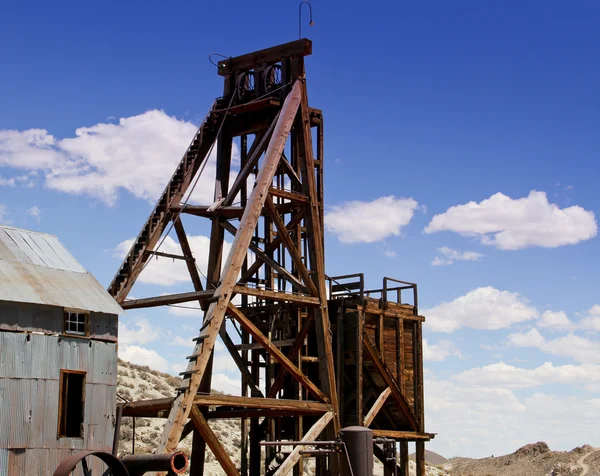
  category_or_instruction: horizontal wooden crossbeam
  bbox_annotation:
[371,430,436,441]
[120,395,331,418]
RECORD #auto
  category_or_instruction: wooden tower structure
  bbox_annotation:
[110,39,433,476]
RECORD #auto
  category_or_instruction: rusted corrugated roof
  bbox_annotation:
[0,226,122,315]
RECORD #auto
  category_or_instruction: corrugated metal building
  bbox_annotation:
[0,226,122,475]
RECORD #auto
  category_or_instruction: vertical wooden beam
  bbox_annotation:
[378,314,385,364]
[272,412,334,476]
[156,81,303,456]
[415,441,425,476]
[397,318,404,393]
[356,308,364,427]
[416,322,425,431]
[399,441,409,476]
[296,82,340,432]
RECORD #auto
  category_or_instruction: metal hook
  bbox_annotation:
[298,1,315,39]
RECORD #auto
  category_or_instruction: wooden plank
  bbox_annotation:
[234,338,296,351]
[264,196,317,296]
[363,333,419,431]
[189,405,240,476]
[371,430,435,441]
[218,39,312,75]
[196,394,330,412]
[296,83,340,432]
[232,285,319,306]
[156,80,303,455]
[268,187,309,203]
[416,321,425,431]
[207,408,326,419]
[267,313,315,398]
[363,387,392,427]
[173,219,204,290]
[272,411,333,476]
[121,290,214,309]
[227,303,329,403]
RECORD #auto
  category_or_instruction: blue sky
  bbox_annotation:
[1,0,600,459]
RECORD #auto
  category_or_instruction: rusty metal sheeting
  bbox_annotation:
[0,448,7,472]
[0,333,117,384]
[0,226,122,314]
[0,378,116,449]
[0,334,117,451]
[0,226,85,272]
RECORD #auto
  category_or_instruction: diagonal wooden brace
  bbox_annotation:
[155,80,303,456]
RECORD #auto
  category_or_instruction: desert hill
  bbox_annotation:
[443,441,600,476]
[410,450,448,466]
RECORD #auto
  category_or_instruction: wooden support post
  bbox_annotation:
[272,412,334,476]
[156,80,302,456]
[415,441,425,476]
[399,441,409,476]
[296,82,340,433]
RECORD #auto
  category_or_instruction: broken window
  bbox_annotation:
[58,370,85,438]
[64,310,88,336]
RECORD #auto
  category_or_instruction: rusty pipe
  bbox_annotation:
[120,452,188,475]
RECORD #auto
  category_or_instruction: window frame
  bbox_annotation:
[63,309,90,337]
[57,369,86,439]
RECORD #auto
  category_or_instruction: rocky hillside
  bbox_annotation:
[443,442,600,476]
[116,359,448,475]
[410,450,448,466]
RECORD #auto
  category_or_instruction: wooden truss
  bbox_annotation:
[109,40,340,475]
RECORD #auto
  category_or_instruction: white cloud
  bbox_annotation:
[453,361,600,389]
[325,196,419,243]
[423,339,462,361]
[0,204,8,223]
[210,373,241,395]
[508,329,600,364]
[538,310,572,330]
[27,205,41,223]
[170,335,192,347]
[424,191,597,250]
[579,305,600,331]
[423,286,538,333]
[114,234,232,287]
[119,345,169,373]
[431,246,483,266]
[0,110,240,206]
[425,376,600,458]
[119,317,160,345]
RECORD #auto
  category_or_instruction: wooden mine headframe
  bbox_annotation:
[109,39,433,476]
[110,39,339,475]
